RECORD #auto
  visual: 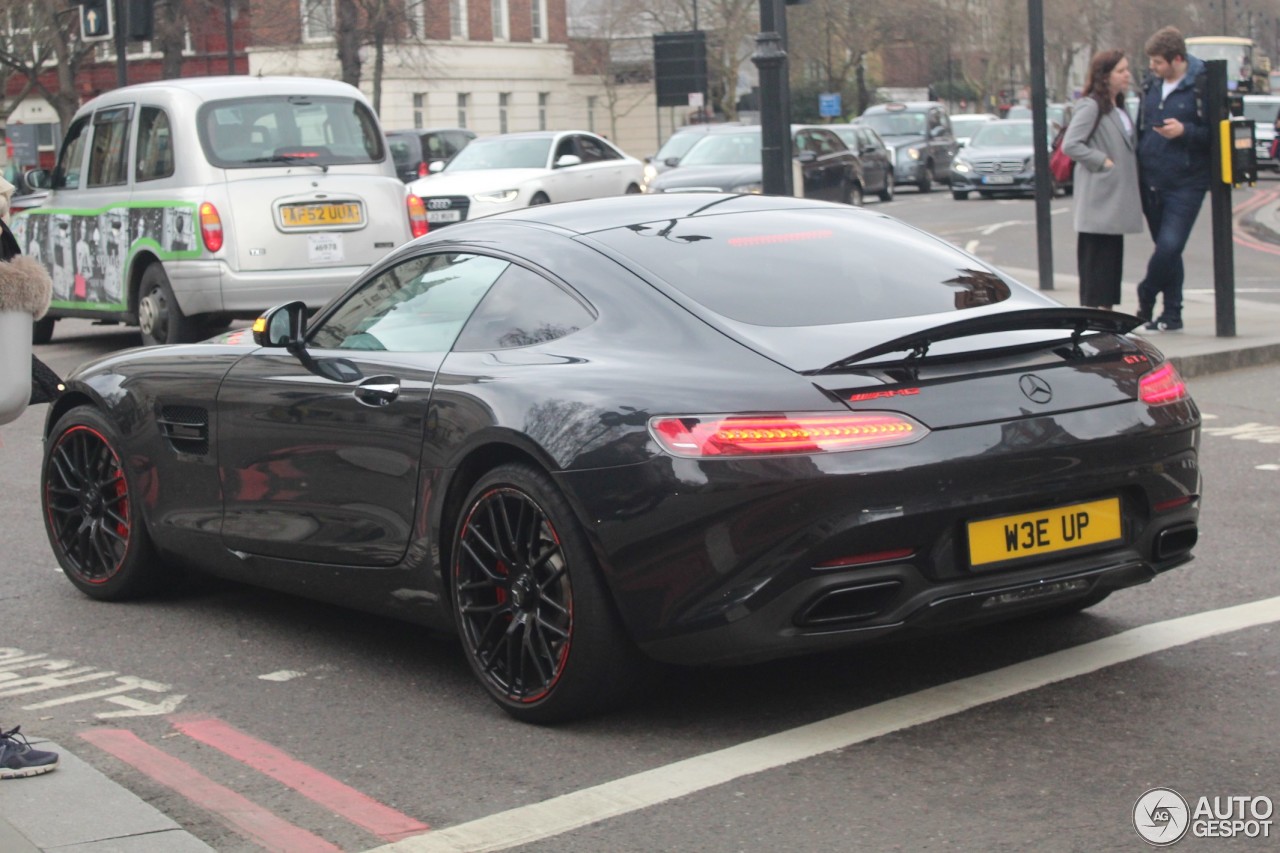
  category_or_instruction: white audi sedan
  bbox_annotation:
[407,130,644,226]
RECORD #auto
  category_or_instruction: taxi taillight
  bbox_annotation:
[648,412,927,458]
[408,194,429,238]
[200,202,223,253]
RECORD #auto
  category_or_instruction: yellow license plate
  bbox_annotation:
[967,497,1121,567]
[280,202,363,228]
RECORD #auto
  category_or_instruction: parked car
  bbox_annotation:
[950,113,1000,148]
[40,192,1201,722]
[646,125,862,204]
[385,128,476,182]
[14,76,426,346]
[857,101,957,191]
[827,124,896,201]
[1242,94,1280,171]
[950,119,1065,199]
[642,124,727,190]
[407,130,643,227]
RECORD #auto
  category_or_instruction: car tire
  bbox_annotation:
[917,165,933,193]
[32,316,55,345]
[137,264,200,346]
[625,183,641,194]
[529,192,551,206]
[952,190,969,200]
[451,463,639,723]
[42,407,165,601]
[848,181,864,207]
[878,173,895,202]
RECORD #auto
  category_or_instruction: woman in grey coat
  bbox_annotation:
[1063,50,1143,309]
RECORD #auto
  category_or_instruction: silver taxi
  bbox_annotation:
[17,76,428,345]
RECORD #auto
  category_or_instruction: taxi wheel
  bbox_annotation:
[32,316,55,345]
[451,463,638,723]
[42,407,163,601]
[917,165,933,193]
[137,265,198,346]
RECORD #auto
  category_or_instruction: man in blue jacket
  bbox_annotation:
[1135,26,1210,332]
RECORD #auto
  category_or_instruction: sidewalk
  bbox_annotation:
[3,197,1279,853]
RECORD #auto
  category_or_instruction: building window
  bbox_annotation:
[531,0,546,41]
[586,96,596,133]
[499,93,510,134]
[491,0,507,40]
[538,93,549,131]
[413,94,426,129]
[450,0,468,39]
[303,0,335,41]
[457,93,470,128]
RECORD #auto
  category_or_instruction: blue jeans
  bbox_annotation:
[1136,185,1206,322]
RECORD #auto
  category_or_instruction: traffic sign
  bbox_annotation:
[819,92,841,118]
[80,0,113,43]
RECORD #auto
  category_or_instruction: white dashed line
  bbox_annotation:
[369,596,1280,853]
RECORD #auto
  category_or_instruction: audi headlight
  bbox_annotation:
[474,189,519,204]
[643,163,659,186]
[731,183,763,194]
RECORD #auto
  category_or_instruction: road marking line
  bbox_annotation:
[369,596,1280,853]
[965,239,980,254]
[172,715,430,842]
[979,219,1025,235]
[80,728,343,853]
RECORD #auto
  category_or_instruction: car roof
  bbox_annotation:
[386,127,474,135]
[863,101,946,113]
[76,75,368,112]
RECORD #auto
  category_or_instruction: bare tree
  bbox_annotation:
[0,0,100,129]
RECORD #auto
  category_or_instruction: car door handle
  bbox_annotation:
[353,376,400,407]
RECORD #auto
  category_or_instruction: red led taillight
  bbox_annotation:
[1139,363,1188,406]
[649,412,927,458]
[407,194,429,238]
[199,202,223,253]
[418,162,429,178]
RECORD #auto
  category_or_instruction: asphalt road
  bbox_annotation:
[3,193,1279,852]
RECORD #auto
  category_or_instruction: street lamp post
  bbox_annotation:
[753,0,793,196]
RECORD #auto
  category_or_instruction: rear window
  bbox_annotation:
[586,208,1011,326]
[199,95,385,168]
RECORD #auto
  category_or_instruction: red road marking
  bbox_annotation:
[1233,188,1280,257]
[171,715,430,842]
[79,728,342,853]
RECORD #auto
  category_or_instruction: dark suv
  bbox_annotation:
[385,128,476,182]
[857,102,956,192]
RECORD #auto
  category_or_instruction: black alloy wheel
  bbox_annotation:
[43,408,162,600]
[451,463,636,722]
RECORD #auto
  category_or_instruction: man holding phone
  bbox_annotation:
[1135,26,1210,332]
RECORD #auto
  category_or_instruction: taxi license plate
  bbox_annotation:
[983,175,1015,185]
[427,210,462,223]
[280,202,363,228]
[967,497,1121,568]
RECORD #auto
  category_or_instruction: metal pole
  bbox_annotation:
[752,0,792,196]
[1028,0,1053,290]
[226,0,236,73]
[113,0,127,87]
[1205,59,1236,337]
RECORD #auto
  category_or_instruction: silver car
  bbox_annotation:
[17,76,426,345]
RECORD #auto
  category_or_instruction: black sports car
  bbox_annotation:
[40,193,1201,722]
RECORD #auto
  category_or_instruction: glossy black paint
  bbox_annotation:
[44,193,1202,667]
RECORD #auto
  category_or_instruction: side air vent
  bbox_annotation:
[158,405,209,456]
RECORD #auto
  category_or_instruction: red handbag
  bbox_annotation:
[1049,127,1073,183]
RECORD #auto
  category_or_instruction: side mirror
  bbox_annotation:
[24,169,50,190]
[252,300,307,349]
[796,150,817,163]
[663,156,681,167]
[554,154,583,168]
[428,160,446,174]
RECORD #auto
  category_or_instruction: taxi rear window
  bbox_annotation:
[199,95,385,168]
[586,208,1011,327]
